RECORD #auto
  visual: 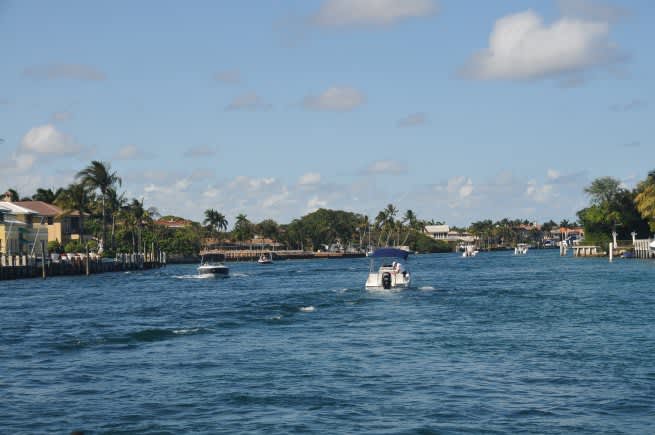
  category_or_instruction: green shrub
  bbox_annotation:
[64,240,84,253]
[47,240,63,254]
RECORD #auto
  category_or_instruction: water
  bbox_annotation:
[2,250,654,434]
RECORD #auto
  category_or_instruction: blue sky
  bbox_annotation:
[1,0,653,226]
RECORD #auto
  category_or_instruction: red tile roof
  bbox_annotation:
[14,201,63,216]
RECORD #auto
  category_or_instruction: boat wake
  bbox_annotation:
[231,272,250,278]
[173,274,216,279]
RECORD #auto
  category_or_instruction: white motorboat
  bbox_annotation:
[198,253,229,276]
[462,244,479,257]
[365,248,411,290]
[257,252,273,264]
[514,243,529,255]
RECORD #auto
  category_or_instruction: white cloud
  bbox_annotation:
[445,176,474,199]
[459,180,474,199]
[302,86,365,111]
[228,176,276,191]
[364,160,408,175]
[397,112,427,127]
[0,150,37,172]
[20,124,82,155]
[262,188,292,209]
[115,144,154,160]
[526,180,555,203]
[547,169,561,180]
[23,64,106,81]
[461,9,622,80]
[226,92,272,111]
[313,0,437,26]
[306,196,328,212]
[298,172,321,185]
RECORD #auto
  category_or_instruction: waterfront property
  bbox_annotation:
[0,201,48,256]
[424,224,475,243]
[14,200,84,245]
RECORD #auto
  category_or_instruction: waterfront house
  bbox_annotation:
[425,225,450,240]
[154,217,194,229]
[0,201,49,255]
[14,201,84,245]
[425,224,475,243]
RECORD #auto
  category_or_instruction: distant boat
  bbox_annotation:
[257,252,273,264]
[365,248,411,290]
[514,243,529,255]
[462,244,479,257]
[198,253,229,276]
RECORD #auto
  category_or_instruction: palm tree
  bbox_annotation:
[120,198,157,252]
[401,209,418,245]
[635,169,655,233]
[106,188,126,250]
[384,204,398,222]
[55,183,92,239]
[76,161,122,248]
[233,213,253,242]
[32,187,64,204]
[203,209,228,234]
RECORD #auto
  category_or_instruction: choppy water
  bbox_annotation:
[2,250,654,434]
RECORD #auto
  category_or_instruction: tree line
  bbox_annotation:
[8,160,652,256]
[576,170,655,247]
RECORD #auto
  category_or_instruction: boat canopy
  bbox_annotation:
[370,248,409,260]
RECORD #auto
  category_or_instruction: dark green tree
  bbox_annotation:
[76,161,122,248]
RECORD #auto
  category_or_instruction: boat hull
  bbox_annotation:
[197,265,230,276]
[365,270,411,290]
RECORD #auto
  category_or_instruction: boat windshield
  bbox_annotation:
[202,254,225,264]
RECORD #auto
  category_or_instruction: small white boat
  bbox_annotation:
[514,243,529,255]
[365,248,411,290]
[198,253,229,276]
[462,244,479,257]
[257,252,273,264]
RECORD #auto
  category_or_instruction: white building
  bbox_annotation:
[425,224,475,243]
[424,225,450,240]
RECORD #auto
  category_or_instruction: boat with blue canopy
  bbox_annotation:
[365,248,411,290]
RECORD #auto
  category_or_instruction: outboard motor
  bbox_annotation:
[382,272,392,289]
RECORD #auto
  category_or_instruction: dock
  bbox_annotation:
[572,246,604,257]
[633,239,654,259]
[0,252,166,281]
[200,249,365,262]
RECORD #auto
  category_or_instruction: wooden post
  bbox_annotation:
[41,240,46,279]
[609,242,613,262]
[85,243,90,276]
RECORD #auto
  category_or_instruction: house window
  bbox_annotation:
[70,217,80,231]
[47,217,54,225]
